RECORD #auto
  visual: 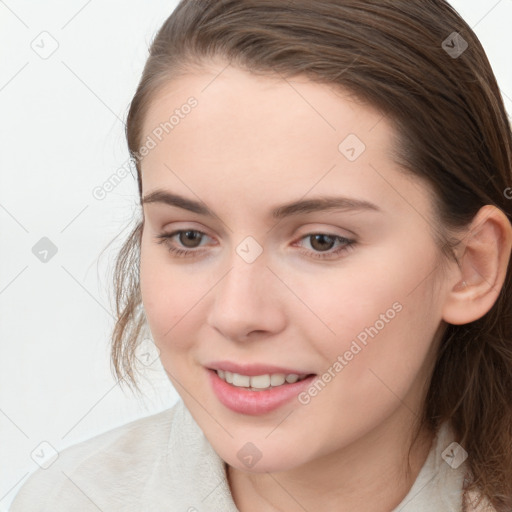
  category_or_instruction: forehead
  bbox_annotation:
[139,63,433,222]
[141,64,390,156]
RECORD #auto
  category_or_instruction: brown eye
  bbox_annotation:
[179,230,204,248]
[309,234,336,252]
[155,229,213,258]
[296,233,356,260]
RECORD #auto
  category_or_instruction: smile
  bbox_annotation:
[207,365,317,415]
[215,369,310,391]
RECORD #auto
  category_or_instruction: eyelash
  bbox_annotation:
[155,230,356,260]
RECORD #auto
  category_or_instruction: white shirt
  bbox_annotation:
[9,399,494,511]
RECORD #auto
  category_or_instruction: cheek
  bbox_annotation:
[296,238,442,375]
[139,241,205,351]
[289,260,442,438]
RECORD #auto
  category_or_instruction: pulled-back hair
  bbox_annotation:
[110,1,512,507]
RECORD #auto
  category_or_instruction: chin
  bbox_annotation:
[226,455,300,474]
[217,438,314,475]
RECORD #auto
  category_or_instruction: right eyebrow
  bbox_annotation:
[142,190,212,216]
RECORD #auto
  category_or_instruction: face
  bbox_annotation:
[138,62,452,473]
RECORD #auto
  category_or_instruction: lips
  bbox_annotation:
[206,361,317,415]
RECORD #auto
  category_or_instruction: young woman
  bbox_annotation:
[11,1,512,510]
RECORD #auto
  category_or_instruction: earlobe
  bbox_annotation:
[442,205,512,326]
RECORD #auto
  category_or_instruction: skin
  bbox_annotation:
[137,61,512,511]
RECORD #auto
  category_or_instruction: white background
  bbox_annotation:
[1,1,511,509]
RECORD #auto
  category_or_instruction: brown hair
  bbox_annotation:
[110,0,512,508]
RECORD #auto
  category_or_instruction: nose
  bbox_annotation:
[206,253,287,342]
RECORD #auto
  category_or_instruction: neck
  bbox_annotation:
[227,411,434,512]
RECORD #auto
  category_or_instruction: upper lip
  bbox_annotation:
[207,361,315,377]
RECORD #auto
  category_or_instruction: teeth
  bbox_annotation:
[215,370,308,390]
[232,373,250,387]
[270,374,286,386]
[251,374,271,388]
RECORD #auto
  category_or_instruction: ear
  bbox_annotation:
[442,205,512,325]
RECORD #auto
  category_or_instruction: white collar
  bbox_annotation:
[144,400,471,511]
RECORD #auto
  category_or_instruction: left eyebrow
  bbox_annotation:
[141,189,382,219]
[271,196,381,219]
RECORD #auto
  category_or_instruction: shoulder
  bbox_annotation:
[9,402,182,512]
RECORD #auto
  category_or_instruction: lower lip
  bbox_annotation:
[207,369,316,415]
